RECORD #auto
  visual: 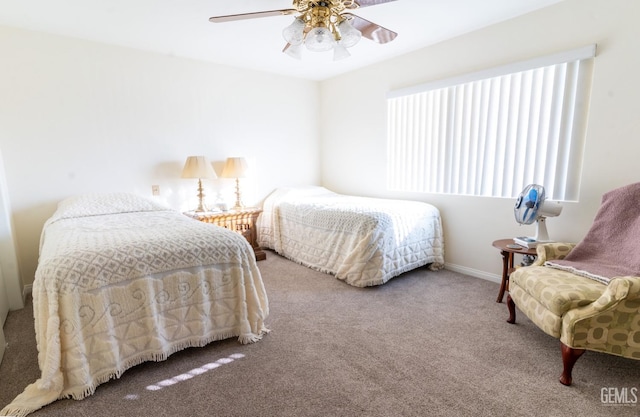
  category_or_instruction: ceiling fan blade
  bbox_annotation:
[209,9,297,23]
[351,0,399,8]
[345,14,398,44]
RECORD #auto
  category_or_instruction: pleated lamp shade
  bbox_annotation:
[221,157,249,179]
[181,156,217,179]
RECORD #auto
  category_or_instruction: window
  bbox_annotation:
[386,45,596,201]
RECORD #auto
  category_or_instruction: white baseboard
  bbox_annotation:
[23,284,32,298]
[444,263,501,285]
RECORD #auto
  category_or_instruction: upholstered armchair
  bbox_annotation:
[506,182,640,385]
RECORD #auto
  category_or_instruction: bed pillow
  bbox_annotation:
[53,192,171,221]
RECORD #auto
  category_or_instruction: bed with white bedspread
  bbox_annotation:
[257,187,445,287]
[1,193,269,417]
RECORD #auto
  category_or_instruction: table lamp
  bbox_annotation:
[222,157,249,210]
[181,155,217,212]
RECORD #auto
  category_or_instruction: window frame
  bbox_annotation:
[386,45,596,202]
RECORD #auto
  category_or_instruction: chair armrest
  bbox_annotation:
[532,242,576,265]
[561,276,640,352]
[585,276,640,311]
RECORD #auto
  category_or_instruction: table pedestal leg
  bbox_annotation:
[496,250,512,303]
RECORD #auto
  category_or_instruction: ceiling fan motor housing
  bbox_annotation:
[297,1,352,40]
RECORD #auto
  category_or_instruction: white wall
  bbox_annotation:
[0,27,321,289]
[319,0,640,281]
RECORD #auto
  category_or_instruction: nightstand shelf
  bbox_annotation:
[185,208,266,261]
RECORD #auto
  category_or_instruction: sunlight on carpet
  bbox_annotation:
[122,353,246,398]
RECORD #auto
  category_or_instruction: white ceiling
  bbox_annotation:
[0,0,563,81]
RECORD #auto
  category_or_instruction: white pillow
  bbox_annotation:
[54,192,170,220]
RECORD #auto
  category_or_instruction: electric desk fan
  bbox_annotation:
[513,184,563,248]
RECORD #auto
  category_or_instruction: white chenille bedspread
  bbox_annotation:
[1,193,269,417]
[257,187,444,287]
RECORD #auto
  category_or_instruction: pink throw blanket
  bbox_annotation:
[546,182,640,284]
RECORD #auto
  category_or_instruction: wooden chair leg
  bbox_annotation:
[506,294,516,324]
[559,342,585,386]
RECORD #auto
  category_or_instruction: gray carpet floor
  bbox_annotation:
[1,251,638,416]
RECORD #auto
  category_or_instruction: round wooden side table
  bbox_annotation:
[492,239,537,303]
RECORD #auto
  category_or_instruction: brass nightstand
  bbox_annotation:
[185,208,266,261]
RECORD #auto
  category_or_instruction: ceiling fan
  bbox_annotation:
[209,0,399,61]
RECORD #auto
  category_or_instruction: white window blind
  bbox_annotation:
[387,45,596,201]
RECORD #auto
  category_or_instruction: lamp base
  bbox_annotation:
[194,178,209,212]
[232,177,244,211]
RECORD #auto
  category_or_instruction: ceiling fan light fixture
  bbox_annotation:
[282,17,306,45]
[209,0,399,61]
[337,19,361,48]
[284,43,303,60]
[305,26,335,52]
[333,43,351,61]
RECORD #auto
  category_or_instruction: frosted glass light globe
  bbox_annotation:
[305,27,335,52]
